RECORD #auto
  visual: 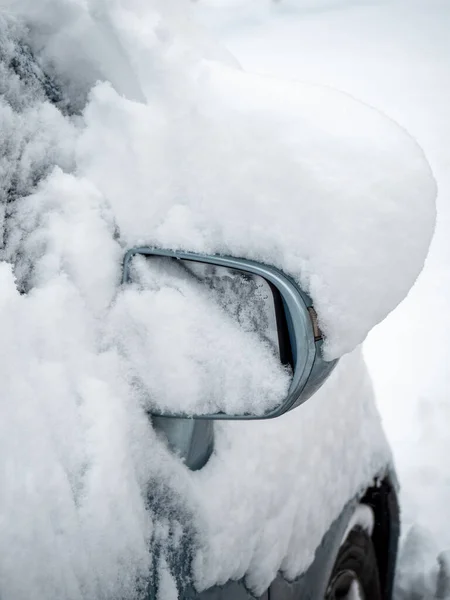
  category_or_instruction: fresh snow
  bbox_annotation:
[4,0,436,360]
[195,0,450,597]
[0,0,437,599]
[190,348,390,594]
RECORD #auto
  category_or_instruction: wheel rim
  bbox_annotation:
[326,569,366,600]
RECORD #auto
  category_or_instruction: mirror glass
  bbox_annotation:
[131,255,282,359]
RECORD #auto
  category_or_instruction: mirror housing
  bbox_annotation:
[122,248,338,420]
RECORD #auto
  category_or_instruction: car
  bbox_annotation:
[4,7,434,600]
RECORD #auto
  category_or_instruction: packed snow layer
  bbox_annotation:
[0,0,437,598]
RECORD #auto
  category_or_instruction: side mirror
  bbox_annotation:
[122,248,337,419]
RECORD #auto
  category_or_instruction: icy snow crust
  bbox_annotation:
[0,1,436,599]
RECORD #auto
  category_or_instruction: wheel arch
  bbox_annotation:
[360,473,400,600]
[268,471,400,600]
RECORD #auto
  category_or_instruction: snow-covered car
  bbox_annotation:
[0,3,436,600]
[121,247,400,600]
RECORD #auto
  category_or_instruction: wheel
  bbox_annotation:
[325,526,382,600]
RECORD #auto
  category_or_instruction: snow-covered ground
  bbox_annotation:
[194,0,450,595]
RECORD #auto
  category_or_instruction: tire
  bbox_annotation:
[325,527,382,600]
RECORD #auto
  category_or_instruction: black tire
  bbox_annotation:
[325,527,382,600]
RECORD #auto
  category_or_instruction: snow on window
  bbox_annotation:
[0,1,436,599]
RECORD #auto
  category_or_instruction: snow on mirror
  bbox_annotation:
[163,260,283,360]
[118,248,339,419]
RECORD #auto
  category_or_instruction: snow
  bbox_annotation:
[194,0,450,596]
[0,1,438,599]
[347,580,364,600]
[76,58,436,361]
[157,558,179,600]
[341,503,374,544]
[191,348,390,594]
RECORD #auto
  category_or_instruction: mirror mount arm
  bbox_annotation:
[152,416,214,471]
